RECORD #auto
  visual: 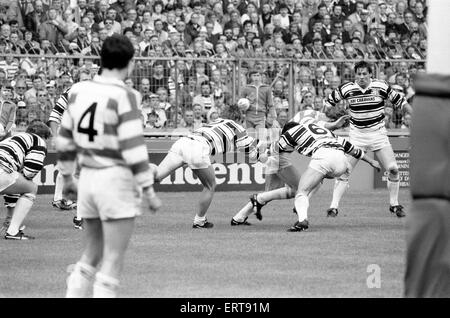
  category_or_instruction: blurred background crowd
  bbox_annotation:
[0,0,427,136]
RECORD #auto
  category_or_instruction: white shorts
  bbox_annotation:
[309,148,352,178]
[0,168,19,193]
[170,137,212,169]
[349,127,391,152]
[77,166,142,221]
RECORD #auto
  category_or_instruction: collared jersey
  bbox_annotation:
[325,79,406,132]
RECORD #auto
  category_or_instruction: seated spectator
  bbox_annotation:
[192,103,206,125]
[144,111,161,129]
[178,108,199,132]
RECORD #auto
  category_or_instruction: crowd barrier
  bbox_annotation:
[36,130,410,194]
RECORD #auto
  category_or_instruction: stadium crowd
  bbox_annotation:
[0,0,427,133]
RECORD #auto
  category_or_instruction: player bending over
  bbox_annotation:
[0,120,51,240]
[153,105,262,229]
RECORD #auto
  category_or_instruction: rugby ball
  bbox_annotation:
[237,98,250,112]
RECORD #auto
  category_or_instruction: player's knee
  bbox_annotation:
[388,165,399,178]
[337,174,349,182]
[286,186,295,198]
[22,192,36,203]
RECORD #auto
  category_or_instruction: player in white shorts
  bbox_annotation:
[57,35,161,298]
[153,105,261,229]
[231,112,350,225]
[324,61,412,218]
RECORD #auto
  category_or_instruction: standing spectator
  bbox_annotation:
[239,70,276,132]
[149,61,168,94]
[38,7,68,51]
[121,8,138,30]
[0,86,16,141]
[24,0,48,39]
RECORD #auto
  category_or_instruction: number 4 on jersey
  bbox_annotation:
[77,102,98,142]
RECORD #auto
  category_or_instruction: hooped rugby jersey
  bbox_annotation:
[188,118,257,156]
[0,132,47,180]
[325,79,407,132]
[48,88,70,125]
[278,117,363,158]
[56,75,154,189]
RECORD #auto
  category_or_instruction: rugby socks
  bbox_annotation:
[387,179,400,206]
[257,187,295,204]
[54,172,64,201]
[93,272,120,298]
[294,193,309,222]
[6,195,34,235]
[193,214,206,225]
[233,202,254,222]
[330,179,349,209]
[66,262,96,298]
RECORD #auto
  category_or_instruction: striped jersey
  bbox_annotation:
[278,117,361,158]
[188,118,256,155]
[48,88,70,125]
[0,132,47,180]
[56,75,154,189]
[324,79,406,132]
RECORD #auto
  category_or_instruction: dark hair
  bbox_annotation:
[354,60,373,74]
[221,104,242,122]
[27,120,52,139]
[100,35,135,70]
[281,121,300,134]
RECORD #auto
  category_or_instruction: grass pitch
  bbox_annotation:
[0,189,410,298]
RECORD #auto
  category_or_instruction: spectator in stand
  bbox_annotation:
[24,0,48,40]
[149,61,168,94]
[192,103,205,125]
[193,81,215,117]
[38,7,68,51]
[178,107,197,132]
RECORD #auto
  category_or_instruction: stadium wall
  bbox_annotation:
[36,133,409,194]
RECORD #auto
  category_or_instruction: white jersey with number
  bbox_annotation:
[56,75,154,189]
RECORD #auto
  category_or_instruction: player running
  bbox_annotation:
[324,60,412,218]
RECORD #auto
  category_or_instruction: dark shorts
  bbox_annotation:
[404,199,450,298]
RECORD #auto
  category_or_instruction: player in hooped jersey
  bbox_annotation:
[48,70,92,229]
[0,120,52,239]
[231,112,350,225]
[278,117,381,231]
[324,61,412,218]
[57,35,161,298]
[153,105,261,229]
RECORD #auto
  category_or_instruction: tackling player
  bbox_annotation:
[279,117,380,231]
[57,35,161,298]
[324,61,412,218]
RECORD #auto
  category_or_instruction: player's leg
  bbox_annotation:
[289,167,325,232]
[93,217,135,298]
[72,160,83,228]
[66,218,102,298]
[2,175,37,239]
[375,145,405,217]
[154,140,186,183]
[328,155,359,213]
[52,169,65,207]
[192,165,216,228]
[0,195,18,234]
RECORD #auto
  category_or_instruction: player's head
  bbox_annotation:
[354,60,372,88]
[27,120,52,139]
[222,104,242,122]
[282,121,300,134]
[100,34,135,76]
